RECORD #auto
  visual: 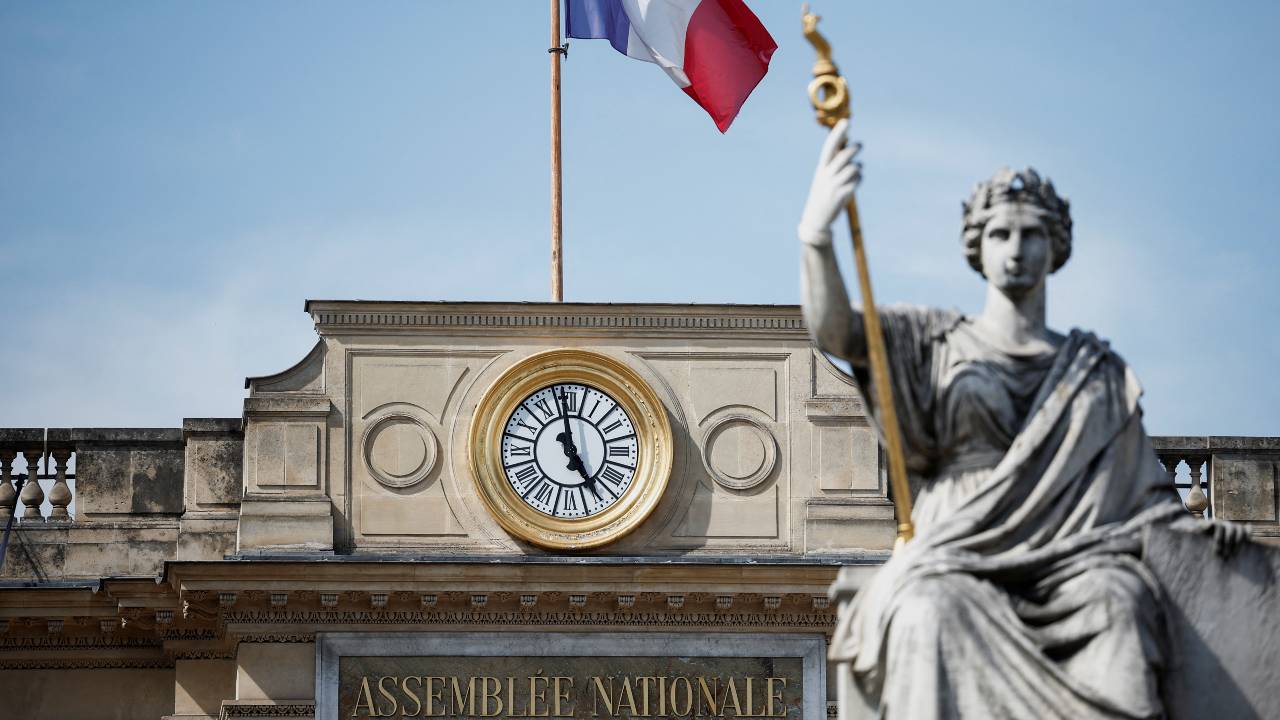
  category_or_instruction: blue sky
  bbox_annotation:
[1,2,1277,435]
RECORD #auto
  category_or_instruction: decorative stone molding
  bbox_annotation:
[220,703,315,719]
[0,635,162,650]
[0,657,174,670]
[223,608,834,629]
[305,301,806,337]
[236,632,318,644]
[171,647,237,661]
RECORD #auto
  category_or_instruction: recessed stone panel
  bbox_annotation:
[318,633,825,720]
[690,366,778,424]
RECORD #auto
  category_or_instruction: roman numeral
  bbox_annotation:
[560,388,578,414]
[513,419,537,435]
[508,444,532,456]
[534,483,554,503]
[599,465,626,489]
[602,419,623,435]
[584,397,601,420]
[532,398,553,420]
[514,465,538,484]
[608,445,631,457]
[563,491,578,512]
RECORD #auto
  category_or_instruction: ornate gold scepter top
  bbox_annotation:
[803,5,915,547]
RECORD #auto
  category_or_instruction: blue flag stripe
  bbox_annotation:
[564,0,631,55]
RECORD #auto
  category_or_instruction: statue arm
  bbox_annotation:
[802,242,867,366]
[800,119,867,366]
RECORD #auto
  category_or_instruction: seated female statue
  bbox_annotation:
[799,120,1246,719]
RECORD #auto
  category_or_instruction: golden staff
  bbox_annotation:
[803,5,914,546]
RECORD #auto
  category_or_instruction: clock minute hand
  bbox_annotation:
[553,389,577,455]
[554,388,602,500]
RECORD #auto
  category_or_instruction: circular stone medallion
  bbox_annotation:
[363,414,437,488]
[701,415,777,491]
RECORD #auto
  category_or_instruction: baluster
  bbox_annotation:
[19,448,44,522]
[47,448,72,521]
[1159,454,1181,489]
[0,449,16,522]
[1185,455,1209,519]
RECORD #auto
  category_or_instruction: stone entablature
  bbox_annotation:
[0,560,845,719]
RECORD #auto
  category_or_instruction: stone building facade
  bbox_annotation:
[1,302,1276,719]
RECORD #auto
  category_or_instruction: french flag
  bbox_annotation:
[565,0,777,132]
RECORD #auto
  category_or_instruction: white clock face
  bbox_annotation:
[500,382,639,519]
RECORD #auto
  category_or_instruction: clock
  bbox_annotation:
[469,349,673,549]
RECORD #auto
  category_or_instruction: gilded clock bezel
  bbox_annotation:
[468,348,672,550]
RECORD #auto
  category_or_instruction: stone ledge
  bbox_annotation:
[183,418,242,436]
[304,300,807,336]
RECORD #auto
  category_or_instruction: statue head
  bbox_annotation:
[961,168,1072,292]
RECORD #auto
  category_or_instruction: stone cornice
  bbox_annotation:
[304,301,807,338]
[0,561,855,655]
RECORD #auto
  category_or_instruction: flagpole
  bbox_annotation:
[550,0,564,302]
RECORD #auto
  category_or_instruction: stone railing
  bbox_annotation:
[0,429,75,522]
[0,428,1275,580]
[0,421,243,580]
[1153,436,1280,532]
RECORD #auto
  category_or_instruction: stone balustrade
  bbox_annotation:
[0,421,243,580]
[0,429,75,523]
[1153,436,1280,537]
[0,428,1275,582]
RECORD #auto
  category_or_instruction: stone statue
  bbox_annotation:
[799,120,1260,719]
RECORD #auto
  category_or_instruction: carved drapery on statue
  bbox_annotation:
[826,306,1188,718]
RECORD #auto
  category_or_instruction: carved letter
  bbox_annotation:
[401,676,424,717]
[450,676,477,716]
[377,676,400,717]
[670,676,693,716]
[480,676,503,717]
[353,676,379,718]
[616,677,639,716]
[722,678,743,717]
[425,677,446,717]
[552,676,574,717]
[697,678,720,717]
[529,674,550,717]
[766,678,787,717]
[590,676,614,717]
[636,676,657,717]
[507,677,526,718]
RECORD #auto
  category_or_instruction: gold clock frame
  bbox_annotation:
[468,348,673,550]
